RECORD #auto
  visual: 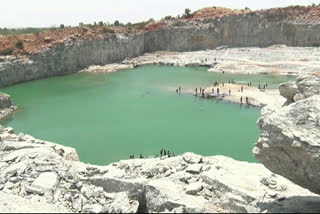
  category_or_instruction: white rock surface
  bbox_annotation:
[254,73,320,194]
[1,121,320,212]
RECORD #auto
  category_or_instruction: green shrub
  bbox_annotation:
[60,24,65,29]
[0,48,14,56]
[15,40,24,49]
[184,8,192,18]
[114,20,120,26]
[103,27,115,34]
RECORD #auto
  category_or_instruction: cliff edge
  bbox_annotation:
[254,73,320,194]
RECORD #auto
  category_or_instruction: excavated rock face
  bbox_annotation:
[254,73,320,194]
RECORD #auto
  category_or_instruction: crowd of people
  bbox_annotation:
[175,79,269,106]
[129,149,176,160]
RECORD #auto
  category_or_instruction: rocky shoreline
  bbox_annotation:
[0,92,17,121]
[1,124,320,213]
[0,74,319,213]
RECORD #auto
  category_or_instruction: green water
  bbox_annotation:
[1,65,294,165]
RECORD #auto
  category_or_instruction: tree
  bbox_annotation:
[114,20,120,26]
[79,22,84,27]
[15,40,24,49]
[60,24,65,29]
[99,21,104,27]
[184,8,191,18]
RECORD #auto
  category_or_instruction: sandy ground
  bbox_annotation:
[177,83,285,108]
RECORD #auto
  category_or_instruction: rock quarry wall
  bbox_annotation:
[0,34,145,88]
[1,14,320,88]
[144,15,320,53]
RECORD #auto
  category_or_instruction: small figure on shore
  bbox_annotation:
[168,151,171,157]
[249,82,252,87]
[240,96,243,103]
[228,80,230,84]
[160,149,163,157]
[140,154,144,159]
[217,88,220,94]
[229,89,231,95]
[195,88,198,93]
[179,86,181,92]
[222,71,225,74]
[241,86,243,92]
[258,84,261,90]
[212,88,214,93]
[202,89,205,93]
[176,89,179,93]
[246,97,249,104]
[130,155,134,159]
[200,87,202,92]
[265,82,268,87]
[263,84,265,89]
[173,152,176,157]
[164,150,167,156]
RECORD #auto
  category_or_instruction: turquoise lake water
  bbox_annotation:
[1,65,295,165]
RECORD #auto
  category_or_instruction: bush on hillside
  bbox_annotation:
[103,27,115,34]
[15,40,24,49]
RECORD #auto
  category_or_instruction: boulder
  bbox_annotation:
[294,74,320,101]
[186,164,203,174]
[182,153,203,164]
[107,192,139,213]
[82,203,103,213]
[145,179,207,213]
[279,81,298,104]
[30,172,59,195]
[185,182,202,195]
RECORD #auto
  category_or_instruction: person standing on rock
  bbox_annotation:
[164,150,167,156]
[229,89,231,95]
[140,154,143,159]
[195,88,198,94]
[241,86,243,92]
[179,86,181,93]
[160,149,163,157]
[212,88,214,93]
[240,96,243,104]
[217,88,220,95]
[173,152,176,157]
